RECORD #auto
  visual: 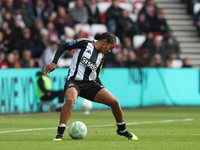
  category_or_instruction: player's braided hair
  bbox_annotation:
[94,32,116,44]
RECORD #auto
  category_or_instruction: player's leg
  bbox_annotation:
[94,88,138,140]
[54,87,78,141]
[94,88,123,122]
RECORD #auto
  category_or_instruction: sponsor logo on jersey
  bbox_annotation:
[81,56,98,71]
[68,40,77,46]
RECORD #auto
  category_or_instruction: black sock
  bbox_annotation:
[117,120,126,132]
[57,124,66,135]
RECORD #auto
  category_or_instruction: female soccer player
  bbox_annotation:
[44,32,138,141]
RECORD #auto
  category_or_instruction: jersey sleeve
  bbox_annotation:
[52,39,89,64]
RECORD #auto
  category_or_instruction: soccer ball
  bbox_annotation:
[68,121,87,139]
[80,99,92,114]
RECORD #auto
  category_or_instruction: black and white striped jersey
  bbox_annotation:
[52,38,104,82]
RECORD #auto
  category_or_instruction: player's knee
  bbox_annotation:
[110,98,120,108]
[65,97,76,108]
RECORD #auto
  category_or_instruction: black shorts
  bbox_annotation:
[64,80,104,101]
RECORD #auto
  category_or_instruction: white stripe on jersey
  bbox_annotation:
[75,42,94,80]
[67,49,80,80]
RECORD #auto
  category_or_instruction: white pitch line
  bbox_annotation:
[0,118,194,134]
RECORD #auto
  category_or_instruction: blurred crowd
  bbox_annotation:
[189,0,200,35]
[0,0,192,69]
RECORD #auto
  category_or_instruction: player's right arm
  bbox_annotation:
[43,39,87,75]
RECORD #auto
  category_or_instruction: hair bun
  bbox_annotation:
[94,33,101,40]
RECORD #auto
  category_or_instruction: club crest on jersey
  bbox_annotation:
[81,56,98,71]
[86,50,91,54]
[68,40,77,46]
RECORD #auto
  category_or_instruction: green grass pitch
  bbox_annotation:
[0,107,200,150]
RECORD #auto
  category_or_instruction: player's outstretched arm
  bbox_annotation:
[43,62,57,75]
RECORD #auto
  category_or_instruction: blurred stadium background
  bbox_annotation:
[0,0,200,113]
[0,1,200,149]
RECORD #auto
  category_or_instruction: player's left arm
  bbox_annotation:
[44,39,86,75]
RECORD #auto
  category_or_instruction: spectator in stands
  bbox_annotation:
[187,0,198,14]
[29,58,36,68]
[12,50,21,68]
[1,0,14,13]
[150,8,167,36]
[149,53,164,67]
[10,18,23,49]
[18,0,34,21]
[0,21,11,52]
[46,21,59,42]
[105,52,125,67]
[136,12,151,35]
[0,32,5,52]
[137,48,151,67]
[141,31,154,50]
[195,9,200,34]
[41,39,59,67]
[19,49,32,68]
[182,58,192,68]
[31,19,44,42]
[106,0,122,33]
[63,26,75,42]
[53,0,69,12]
[12,2,32,28]
[140,0,157,21]
[40,28,50,47]
[58,27,74,60]
[162,26,180,60]
[54,6,74,37]
[70,0,89,24]
[116,9,138,44]
[0,51,6,63]
[33,0,47,21]
[45,12,56,24]
[86,0,102,25]
[125,51,141,68]
[2,10,12,27]
[34,28,49,59]
[122,47,129,62]
[121,37,135,54]
[0,52,15,68]
[149,37,167,60]
[165,59,172,68]
[14,27,34,56]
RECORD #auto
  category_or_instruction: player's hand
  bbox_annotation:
[43,63,56,75]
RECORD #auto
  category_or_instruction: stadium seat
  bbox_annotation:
[97,2,111,14]
[69,1,75,10]
[132,0,144,13]
[90,24,108,36]
[133,35,146,49]
[112,36,121,54]
[74,23,91,35]
[156,35,163,41]
[116,36,121,45]
[118,2,133,12]
[193,3,200,15]
[129,13,138,22]
[38,101,56,112]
